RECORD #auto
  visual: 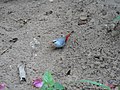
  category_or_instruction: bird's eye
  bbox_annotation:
[53,40,56,43]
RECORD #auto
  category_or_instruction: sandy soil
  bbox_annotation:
[0,0,120,90]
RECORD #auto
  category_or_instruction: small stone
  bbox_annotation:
[66,70,71,76]
[116,11,120,14]
[78,12,89,25]
[104,24,108,27]
[9,38,18,43]
[78,20,87,25]
[49,0,53,2]
[80,15,87,20]
[45,11,53,15]
[94,56,100,59]
[79,12,88,20]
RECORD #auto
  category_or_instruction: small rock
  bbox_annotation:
[9,38,18,43]
[45,11,53,15]
[79,12,88,21]
[116,11,120,14]
[49,0,53,2]
[80,15,87,21]
[94,55,100,59]
[78,12,90,25]
[66,70,71,76]
[78,20,87,25]
[18,61,26,82]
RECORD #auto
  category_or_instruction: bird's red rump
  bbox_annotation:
[65,31,74,42]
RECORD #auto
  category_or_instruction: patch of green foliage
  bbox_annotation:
[113,15,120,22]
[40,71,64,90]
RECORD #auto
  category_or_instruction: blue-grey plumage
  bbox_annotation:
[52,31,74,48]
[52,37,66,48]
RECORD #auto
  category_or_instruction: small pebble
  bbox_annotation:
[79,12,88,21]
[45,11,53,15]
[78,20,87,25]
[80,15,87,21]
[9,38,18,43]
[49,0,53,2]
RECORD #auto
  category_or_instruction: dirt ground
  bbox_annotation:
[0,0,120,90]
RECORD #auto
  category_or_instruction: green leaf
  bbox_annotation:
[54,82,64,90]
[118,85,120,90]
[40,84,48,90]
[113,15,120,22]
[41,84,48,90]
[43,71,55,86]
[79,80,111,90]
[47,87,53,90]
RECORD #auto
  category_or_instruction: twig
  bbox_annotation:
[1,45,12,55]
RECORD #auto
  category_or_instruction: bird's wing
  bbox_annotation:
[55,37,65,47]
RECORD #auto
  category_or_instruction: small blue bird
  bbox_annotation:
[52,31,74,48]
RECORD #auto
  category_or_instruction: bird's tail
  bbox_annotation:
[65,31,74,42]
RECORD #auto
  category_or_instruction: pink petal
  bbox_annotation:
[106,83,116,90]
[33,78,43,88]
[0,83,6,90]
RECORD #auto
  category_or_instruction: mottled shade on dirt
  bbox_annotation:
[0,0,120,90]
